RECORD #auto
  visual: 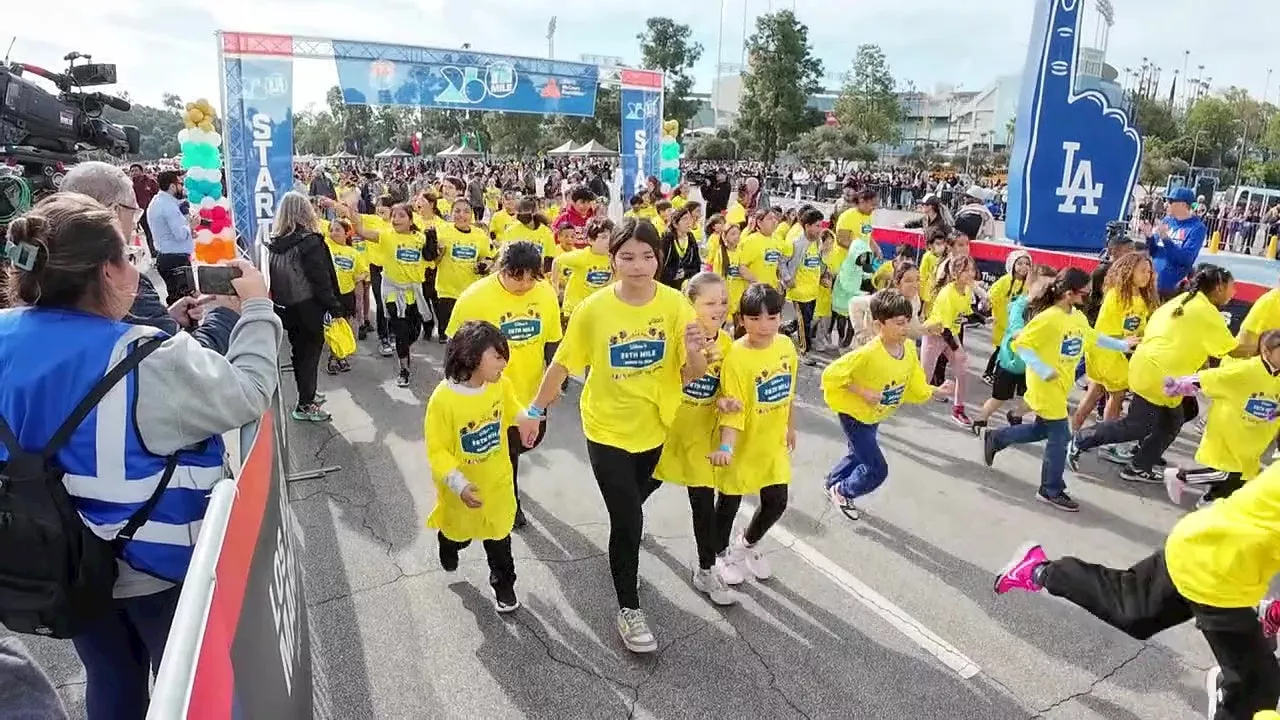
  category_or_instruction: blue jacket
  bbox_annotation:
[1148,215,1206,293]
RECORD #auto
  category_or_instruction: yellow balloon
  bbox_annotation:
[662,119,679,137]
[198,120,214,132]
[186,109,202,124]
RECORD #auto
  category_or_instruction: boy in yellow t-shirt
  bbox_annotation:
[994,459,1280,720]
[708,284,797,586]
[426,321,528,613]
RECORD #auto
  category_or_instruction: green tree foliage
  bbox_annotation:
[685,136,737,160]
[789,125,874,162]
[102,100,185,160]
[735,10,823,162]
[1183,96,1242,168]
[483,112,545,157]
[833,44,903,147]
[637,17,704,131]
[1139,136,1190,191]
[326,86,373,155]
[1130,95,1179,142]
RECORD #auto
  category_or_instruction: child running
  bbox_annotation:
[970,264,1058,434]
[1163,329,1280,506]
[425,320,530,613]
[922,255,979,427]
[993,460,1280,719]
[982,250,1031,385]
[708,283,798,584]
[848,261,925,348]
[553,217,615,326]
[980,268,1136,511]
[324,217,363,374]
[822,289,954,519]
[653,272,740,605]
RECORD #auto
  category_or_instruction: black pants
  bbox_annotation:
[932,326,964,384]
[155,253,194,306]
[138,212,156,256]
[793,300,816,353]
[1043,550,1280,720]
[436,298,457,341]
[831,312,853,347]
[586,441,664,609]
[420,268,440,338]
[369,264,389,341]
[473,205,486,222]
[436,532,516,592]
[507,422,547,514]
[985,349,999,377]
[687,487,719,570]
[280,303,325,406]
[385,302,422,360]
[711,484,789,555]
[1202,471,1246,502]
[1077,394,1198,470]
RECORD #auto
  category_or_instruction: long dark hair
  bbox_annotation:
[1026,267,1090,320]
[1173,264,1233,317]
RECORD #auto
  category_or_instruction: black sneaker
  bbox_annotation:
[422,321,436,342]
[494,585,520,614]
[338,359,352,373]
[379,339,394,357]
[326,358,340,375]
[438,538,460,572]
[981,373,994,387]
[357,324,370,341]
[981,427,997,467]
[1036,491,1080,512]
[1066,434,1082,472]
[513,507,528,529]
[970,419,988,438]
[437,335,448,345]
[396,368,411,388]
[1005,410,1023,426]
[1120,464,1162,484]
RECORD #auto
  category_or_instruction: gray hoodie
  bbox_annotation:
[0,637,67,720]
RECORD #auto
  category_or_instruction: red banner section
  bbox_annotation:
[619,68,663,90]
[221,33,296,57]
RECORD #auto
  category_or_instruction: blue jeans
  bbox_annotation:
[72,586,181,719]
[992,416,1070,497]
[825,414,889,500]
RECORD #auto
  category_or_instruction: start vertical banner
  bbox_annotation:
[223,37,295,258]
[619,69,663,200]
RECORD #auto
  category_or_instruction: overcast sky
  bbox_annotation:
[6,0,1275,112]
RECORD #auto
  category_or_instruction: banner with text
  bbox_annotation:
[224,54,295,256]
[334,43,598,117]
[619,70,663,201]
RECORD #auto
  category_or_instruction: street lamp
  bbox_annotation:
[1189,129,1209,171]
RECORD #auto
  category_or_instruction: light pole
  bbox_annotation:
[714,0,725,127]
[1180,50,1190,108]
[546,16,557,60]
[1189,129,1208,172]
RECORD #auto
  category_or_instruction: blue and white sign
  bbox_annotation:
[333,43,598,117]
[224,56,294,255]
[620,87,662,199]
[1006,0,1141,252]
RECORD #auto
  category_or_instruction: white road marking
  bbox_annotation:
[747,503,982,680]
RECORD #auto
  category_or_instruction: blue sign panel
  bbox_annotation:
[224,56,295,255]
[620,87,662,198]
[1006,0,1141,252]
[333,43,598,117]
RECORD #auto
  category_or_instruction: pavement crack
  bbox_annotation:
[511,609,636,703]
[625,623,712,719]
[1029,644,1148,718]
[726,615,814,720]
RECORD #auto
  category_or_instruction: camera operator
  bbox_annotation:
[146,170,198,305]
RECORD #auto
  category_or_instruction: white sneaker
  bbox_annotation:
[616,608,657,653]
[692,567,738,606]
[734,535,773,581]
[1163,468,1185,505]
[716,553,746,586]
[1204,666,1222,720]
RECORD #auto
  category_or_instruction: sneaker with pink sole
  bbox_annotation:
[1260,599,1280,638]
[1163,468,1186,505]
[993,542,1048,594]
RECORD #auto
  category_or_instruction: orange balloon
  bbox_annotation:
[194,239,237,264]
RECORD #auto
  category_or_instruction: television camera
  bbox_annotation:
[0,51,140,220]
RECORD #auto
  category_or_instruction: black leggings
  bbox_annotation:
[1077,394,1199,470]
[586,441,663,609]
[508,422,547,513]
[687,488,718,570]
[437,532,516,592]
[793,300,816,354]
[984,349,999,377]
[369,265,389,341]
[384,302,422,360]
[436,298,457,341]
[712,484,789,555]
[420,269,440,338]
[831,312,853,347]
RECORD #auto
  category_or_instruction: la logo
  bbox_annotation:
[1055,142,1103,216]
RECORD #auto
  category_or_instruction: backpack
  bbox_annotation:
[0,337,178,638]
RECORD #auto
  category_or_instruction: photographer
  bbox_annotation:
[145,169,198,305]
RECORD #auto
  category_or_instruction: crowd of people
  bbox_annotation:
[4,150,1280,719]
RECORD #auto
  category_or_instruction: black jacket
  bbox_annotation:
[267,229,343,316]
[660,231,702,289]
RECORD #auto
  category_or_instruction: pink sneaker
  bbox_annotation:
[1260,599,1280,638]
[994,542,1047,594]
[1163,468,1185,505]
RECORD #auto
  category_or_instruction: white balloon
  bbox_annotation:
[178,128,190,144]
[200,196,216,210]
[195,228,214,244]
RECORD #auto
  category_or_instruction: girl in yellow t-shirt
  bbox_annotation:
[708,283,798,586]
[782,207,825,361]
[983,250,1032,383]
[553,217,615,323]
[500,198,556,272]
[1072,252,1158,431]
[435,198,494,339]
[517,218,706,654]
[703,215,725,259]
[654,273,740,606]
[1164,330,1280,506]
[372,203,431,386]
[426,320,525,613]
[923,256,978,427]
[706,224,751,329]
[325,217,363,374]
[813,229,839,350]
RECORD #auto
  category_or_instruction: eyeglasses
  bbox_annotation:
[115,203,143,223]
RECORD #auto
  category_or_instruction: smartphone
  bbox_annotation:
[195,265,243,296]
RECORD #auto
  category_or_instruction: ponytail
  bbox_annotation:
[1026,267,1089,320]
[1173,264,1233,317]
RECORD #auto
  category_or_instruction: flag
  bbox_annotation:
[1167,76,1177,106]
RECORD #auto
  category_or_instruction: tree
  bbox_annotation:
[161,93,184,113]
[736,10,824,162]
[325,85,373,155]
[1139,136,1190,192]
[832,44,903,147]
[904,143,940,170]
[1130,95,1180,142]
[1264,113,1280,155]
[685,136,737,160]
[1005,115,1017,147]
[789,125,875,162]
[102,101,187,159]
[483,112,545,157]
[637,17,704,131]
[544,85,622,148]
[1184,96,1241,168]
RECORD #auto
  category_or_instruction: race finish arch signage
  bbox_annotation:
[1005,0,1141,252]
[218,32,664,250]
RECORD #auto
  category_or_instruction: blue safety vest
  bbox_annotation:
[0,307,225,583]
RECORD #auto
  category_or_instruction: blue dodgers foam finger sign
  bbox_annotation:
[1006,0,1141,252]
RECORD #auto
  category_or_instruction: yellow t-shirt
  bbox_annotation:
[725,202,747,227]
[445,274,563,407]
[787,240,823,303]
[918,251,940,304]
[424,377,522,542]
[708,243,748,315]
[326,240,360,295]
[987,274,1027,349]
[500,222,556,258]
[436,197,454,218]
[652,215,668,237]
[489,209,516,239]
[870,260,894,291]
[1194,357,1280,479]
[655,330,734,489]
[718,335,798,494]
[484,186,500,211]
[1084,289,1150,392]
[1012,306,1098,420]
[435,224,493,299]
[739,230,791,289]
[555,248,614,315]
[821,337,933,425]
[377,229,428,290]
[1242,288,1280,338]
[552,284,696,452]
[356,214,385,268]
[670,195,688,210]
[925,284,974,335]
[1164,462,1280,608]
[834,209,874,288]
[1128,293,1238,408]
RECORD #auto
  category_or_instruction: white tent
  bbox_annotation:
[375,147,411,158]
[570,140,617,157]
[327,150,357,159]
[450,144,482,158]
[436,145,459,157]
[547,140,576,156]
